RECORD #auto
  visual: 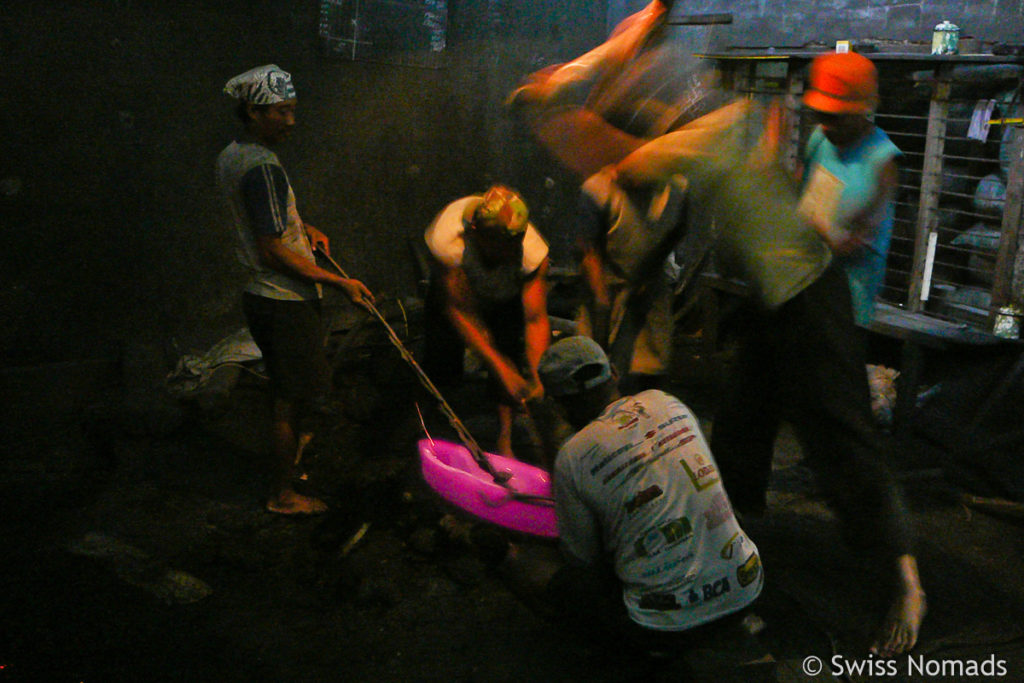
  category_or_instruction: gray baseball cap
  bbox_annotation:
[538,336,613,397]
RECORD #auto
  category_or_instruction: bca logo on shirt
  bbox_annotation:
[687,576,731,604]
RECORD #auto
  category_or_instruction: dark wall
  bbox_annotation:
[2,0,1022,366]
[0,0,602,364]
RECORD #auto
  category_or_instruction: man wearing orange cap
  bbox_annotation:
[797,54,924,655]
[705,53,925,659]
[423,186,551,456]
[799,51,901,325]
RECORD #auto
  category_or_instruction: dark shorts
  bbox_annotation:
[545,563,760,655]
[243,293,331,403]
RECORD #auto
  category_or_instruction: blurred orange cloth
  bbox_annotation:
[529,107,645,179]
[509,0,718,179]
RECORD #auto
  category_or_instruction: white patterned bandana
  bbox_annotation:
[223,64,296,104]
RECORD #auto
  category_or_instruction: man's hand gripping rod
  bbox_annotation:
[315,247,515,486]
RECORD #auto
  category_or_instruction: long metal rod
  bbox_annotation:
[315,248,513,486]
[318,249,556,508]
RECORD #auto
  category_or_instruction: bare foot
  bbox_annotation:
[870,588,927,657]
[266,490,328,515]
[294,431,314,466]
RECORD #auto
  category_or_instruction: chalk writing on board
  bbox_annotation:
[318,0,448,68]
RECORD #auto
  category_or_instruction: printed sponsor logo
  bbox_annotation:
[617,416,639,430]
[639,551,694,579]
[703,492,733,530]
[602,450,648,485]
[737,552,761,587]
[635,516,693,558]
[638,592,682,611]
[657,426,692,448]
[620,461,649,487]
[719,531,746,560]
[603,401,650,430]
[625,485,663,515]
[679,450,720,491]
[656,414,688,430]
[687,577,731,605]
[588,441,633,476]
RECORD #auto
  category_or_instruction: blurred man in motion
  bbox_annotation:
[509,0,726,391]
[517,33,926,654]
[596,56,926,654]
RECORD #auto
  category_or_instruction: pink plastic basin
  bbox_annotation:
[418,438,558,538]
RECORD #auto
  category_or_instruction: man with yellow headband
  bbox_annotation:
[423,186,551,457]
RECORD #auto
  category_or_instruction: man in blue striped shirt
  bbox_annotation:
[217,64,373,515]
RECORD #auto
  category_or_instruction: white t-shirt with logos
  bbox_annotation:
[554,389,763,631]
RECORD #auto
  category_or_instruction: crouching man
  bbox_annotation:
[481,336,764,654]
[423,186,550,457]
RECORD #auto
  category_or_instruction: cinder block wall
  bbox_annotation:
[613,0,1024,47]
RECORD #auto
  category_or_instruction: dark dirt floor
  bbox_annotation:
[3,334,1024,683]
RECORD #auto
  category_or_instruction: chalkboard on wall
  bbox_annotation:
[318,0,448,68]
